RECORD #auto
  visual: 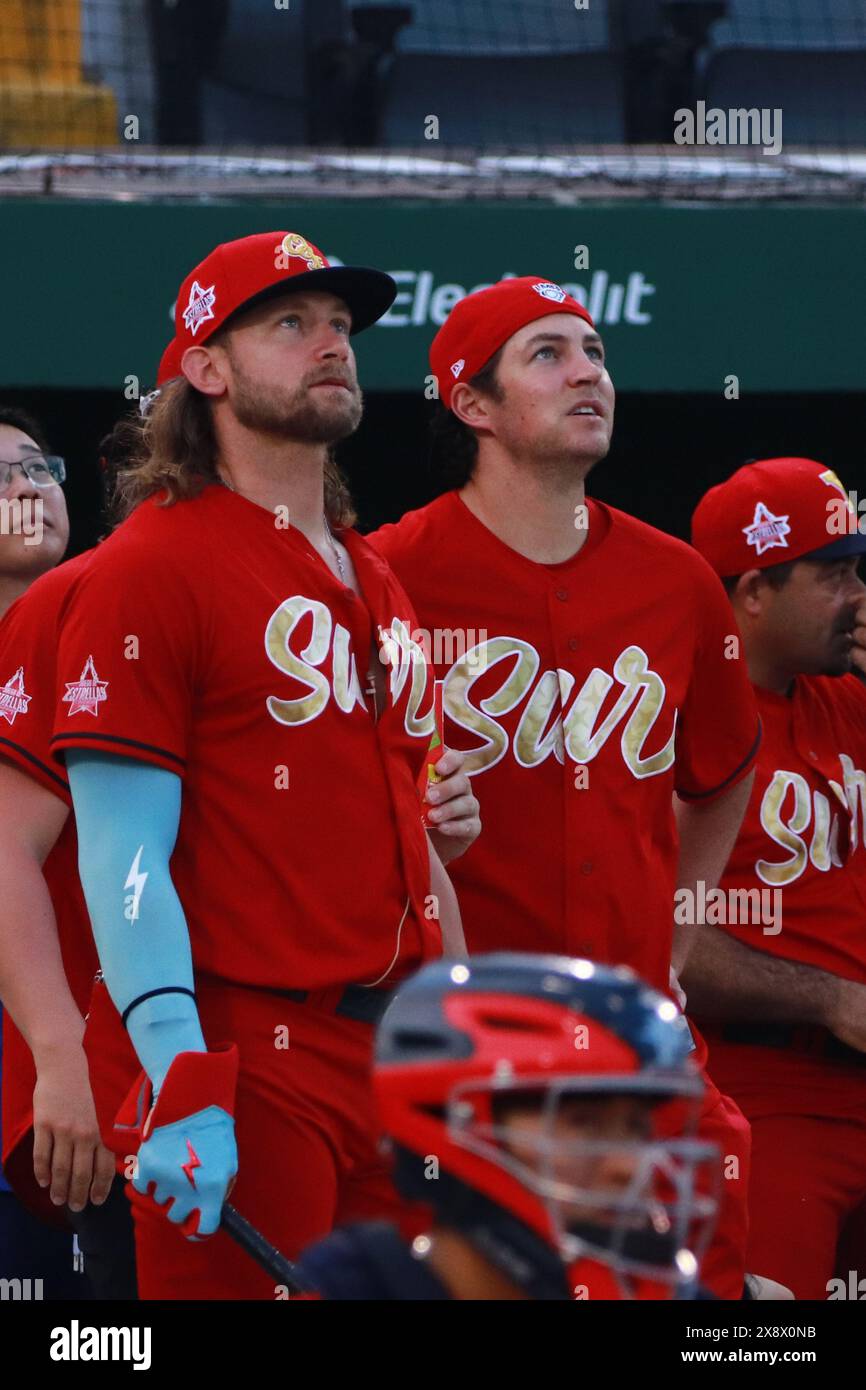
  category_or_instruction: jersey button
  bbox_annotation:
[567,636,578,651]
[580,861,593,875]
[555,588,569,602]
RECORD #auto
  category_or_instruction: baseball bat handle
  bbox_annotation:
[221,1203,308,1295]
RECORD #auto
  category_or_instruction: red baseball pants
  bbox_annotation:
[708,1040,866,1299]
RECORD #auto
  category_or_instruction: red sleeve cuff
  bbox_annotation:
[51,731,186,774]
[675,719,762,803]
[0,739,70,802]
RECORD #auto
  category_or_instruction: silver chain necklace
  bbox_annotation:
[218,472,346,583]
[323,517,347,584]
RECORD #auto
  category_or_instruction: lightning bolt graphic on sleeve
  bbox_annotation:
[124,845,148,922]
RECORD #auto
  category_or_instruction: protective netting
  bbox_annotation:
[1,0,864,200]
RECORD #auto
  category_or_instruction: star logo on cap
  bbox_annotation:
[182,280,216,336]
[450,359,465,379]
[743,501,791,556]
[532,282,567,303]
[0,666,31,726]
[63,656,108,718]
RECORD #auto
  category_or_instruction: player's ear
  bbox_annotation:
[734,569,767,616]
[451,381,496,433]
[181,344,229,398]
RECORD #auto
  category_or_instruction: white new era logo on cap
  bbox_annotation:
[450,359,466,379]
[743,501,791,556]
[532,282,566,303]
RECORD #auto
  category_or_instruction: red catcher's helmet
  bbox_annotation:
[374,954,719,1299]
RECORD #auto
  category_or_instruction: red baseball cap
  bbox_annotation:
[173,231,396,352]
[692,457,866,578]
[156,337,183,386]
[429,276,596,410]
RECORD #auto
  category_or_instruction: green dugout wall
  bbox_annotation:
[3,201,864,393]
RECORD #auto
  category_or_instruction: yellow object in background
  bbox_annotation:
[0,0,117,147]
[418,680,446,829]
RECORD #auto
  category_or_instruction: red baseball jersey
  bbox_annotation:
[0,551,136,1205]
[51,486,441,993]
[713,675,866,983]
[370,491,761,994]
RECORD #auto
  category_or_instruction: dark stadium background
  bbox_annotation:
[3,386,862,557]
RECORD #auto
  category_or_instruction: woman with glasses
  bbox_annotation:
[0,407,69,619]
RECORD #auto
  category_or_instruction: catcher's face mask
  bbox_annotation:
[447,1075,720,1293]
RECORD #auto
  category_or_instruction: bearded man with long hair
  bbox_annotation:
[50,232,477,1299]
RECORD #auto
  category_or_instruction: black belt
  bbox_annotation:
[280,983,393,1026]
[720,1022,865,1067]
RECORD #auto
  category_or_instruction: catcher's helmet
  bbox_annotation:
[375,953,719,1300]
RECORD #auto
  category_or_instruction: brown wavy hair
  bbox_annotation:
[111,377,357,529]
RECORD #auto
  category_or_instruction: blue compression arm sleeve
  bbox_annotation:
[66,750,206,1093]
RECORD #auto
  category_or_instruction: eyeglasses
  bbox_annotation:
[0,455,66,490]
